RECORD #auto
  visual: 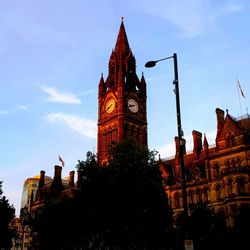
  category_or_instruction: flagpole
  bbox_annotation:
[236,75,243,116]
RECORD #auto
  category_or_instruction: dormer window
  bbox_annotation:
[214,163,220,178]
[226,134,235,147]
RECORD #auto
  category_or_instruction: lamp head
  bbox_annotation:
[145,61,157,68]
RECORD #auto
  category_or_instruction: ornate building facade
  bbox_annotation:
[161,108,250,227]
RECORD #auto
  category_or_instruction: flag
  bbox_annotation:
[58,155,65,167]
[237,78,245,98]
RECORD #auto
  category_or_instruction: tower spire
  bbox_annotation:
[114,18,130,56]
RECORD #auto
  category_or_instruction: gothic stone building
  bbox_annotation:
[161,108,250,227]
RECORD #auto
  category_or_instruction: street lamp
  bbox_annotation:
[145,53,189,231]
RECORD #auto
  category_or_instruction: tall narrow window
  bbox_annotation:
[238,178,246,195]
[214,163,220,178]
[203,188,210,202]
[197,189,203,203]
[227,179,233,196]
[174,192,181,208]
[215,184,222,200]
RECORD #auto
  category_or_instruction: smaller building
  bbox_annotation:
[9,217,31,250]
[20,174,52,212]
[30,166,79,218]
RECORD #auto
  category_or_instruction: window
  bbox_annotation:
[238,178,246,195]
[215,184,222,200]
[236,158,241,167]
[227,179,233,196]
[214,163,220,178]
[226,134,235,147]
[203,188,210,202]
[196,189,203,203]
[174,192,181,208]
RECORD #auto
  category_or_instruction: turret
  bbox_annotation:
[98,73,105,96]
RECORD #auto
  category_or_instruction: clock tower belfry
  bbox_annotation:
[97,20,147,163]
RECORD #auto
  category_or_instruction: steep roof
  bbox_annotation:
[114,19,130,56]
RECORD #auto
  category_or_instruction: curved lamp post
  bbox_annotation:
[145,53,189,233]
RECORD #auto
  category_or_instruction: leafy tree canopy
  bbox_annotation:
[33,140,173,250]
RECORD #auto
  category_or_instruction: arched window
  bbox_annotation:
[214,163,220,178]
[203,188,210,202]
[237,178,246,195]
[227,179,234,196]
[215,184,222,200]
[196,189,203,204]
[174,192,181,208]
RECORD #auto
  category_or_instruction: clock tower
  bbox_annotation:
[97,20,147,163]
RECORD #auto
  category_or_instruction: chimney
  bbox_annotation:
[76,169,82,188]
[216,108,225,135]
[35,170,45,201]
[50,165,63,196]
[69,171,75,187]
[38,170,45,188]
[192,130,202,159]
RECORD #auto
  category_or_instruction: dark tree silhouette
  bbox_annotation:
[32,141,173,249]
[0,181,16,249]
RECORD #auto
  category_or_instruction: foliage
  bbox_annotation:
[32,141,173,249]
[0,181,16,249]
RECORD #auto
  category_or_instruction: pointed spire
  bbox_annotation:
[114,18,130,56]
[203,133,209,149]
[140,72,146,94]
[98,73,105,96]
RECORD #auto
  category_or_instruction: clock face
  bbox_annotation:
[128,98,139,113]
[105,98,115,114]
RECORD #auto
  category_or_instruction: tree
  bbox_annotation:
[0,181,16,249]
[32,141,173,249]
[76,140,173,249]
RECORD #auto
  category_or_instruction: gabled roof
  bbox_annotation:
[217,114,242,141]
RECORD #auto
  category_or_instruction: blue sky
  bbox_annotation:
[0,0,249,216]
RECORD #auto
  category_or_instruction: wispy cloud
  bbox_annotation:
[0,110,9,115]
[132,0,244,38]
[78,89,96,96]
[44,112,97,138]
[41,86,81,104]
[17,105,28,110]
[208,2,244,20]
